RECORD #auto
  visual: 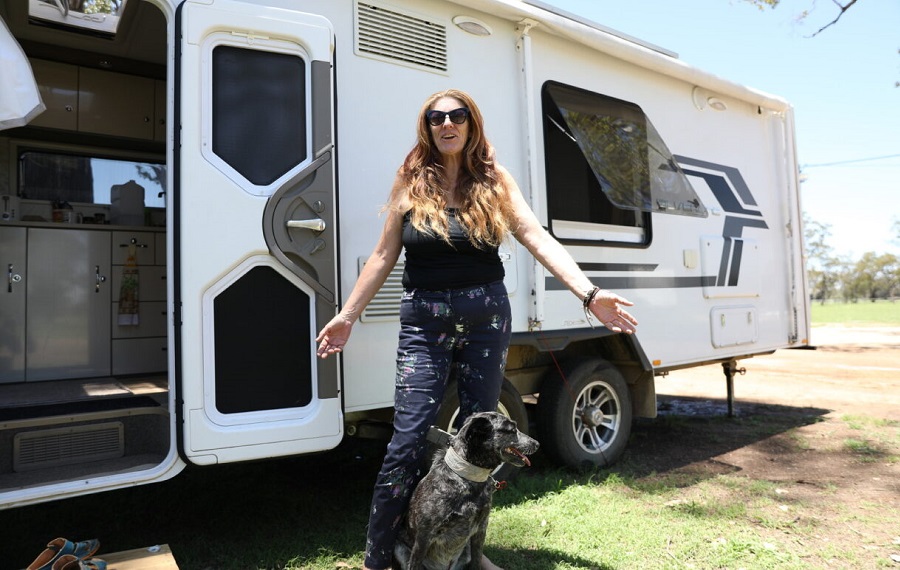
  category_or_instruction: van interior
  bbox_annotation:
[0,0,170,493]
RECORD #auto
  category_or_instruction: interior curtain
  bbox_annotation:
[0,15,45,130]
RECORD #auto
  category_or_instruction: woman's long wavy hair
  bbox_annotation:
[387,89,517,248]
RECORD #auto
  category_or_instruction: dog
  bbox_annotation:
[394,411,539,570]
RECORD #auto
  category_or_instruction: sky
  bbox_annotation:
[545,0,900,260]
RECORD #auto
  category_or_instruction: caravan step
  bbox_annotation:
[101,544,178,569]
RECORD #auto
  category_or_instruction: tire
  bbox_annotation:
[435,379,530,437]
[434,379,530,481]
[537,358,632,470]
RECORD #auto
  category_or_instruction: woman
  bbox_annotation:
[316,89,638,570]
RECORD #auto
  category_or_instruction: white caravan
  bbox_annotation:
[0,0,809,508]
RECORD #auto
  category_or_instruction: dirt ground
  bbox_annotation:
[633,324,900,568]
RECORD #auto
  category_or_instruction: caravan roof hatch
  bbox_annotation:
[28,0,130,36]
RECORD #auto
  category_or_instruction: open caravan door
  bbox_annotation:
[175,0,340,465]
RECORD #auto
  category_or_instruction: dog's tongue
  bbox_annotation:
[507,447,531,467]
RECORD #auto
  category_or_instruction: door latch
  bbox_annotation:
[287,218,326,232]
[95,265,107,292]
[7,264,22,293]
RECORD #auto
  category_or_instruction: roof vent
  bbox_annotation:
[355,2,448,73]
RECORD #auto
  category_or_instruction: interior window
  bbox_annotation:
[18,150,165,208]
[28,0,130,36]
[542,82,706,244]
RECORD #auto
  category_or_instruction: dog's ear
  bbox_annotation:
[462,415,493,444]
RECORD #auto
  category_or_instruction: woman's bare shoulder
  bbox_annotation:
[384,171,413,213]
[494,163,522,196]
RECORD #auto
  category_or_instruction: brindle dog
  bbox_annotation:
[394,411,539,570]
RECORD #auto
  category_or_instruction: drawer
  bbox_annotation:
[111,300,166,338]
[155,231,166,265]
[112,231,156,265]
[112,265,167,301]
[112,338,167,375]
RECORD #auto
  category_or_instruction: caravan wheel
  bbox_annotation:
[538,359,632,469]
[436,379,530,436]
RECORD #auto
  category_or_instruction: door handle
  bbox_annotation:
[286,218,326,232]
[7,264,22,293]
[95,265,107,292]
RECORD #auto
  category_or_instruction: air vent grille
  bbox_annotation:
[360,260,404,321]
[356,2,448,73]
[14,422,124,472]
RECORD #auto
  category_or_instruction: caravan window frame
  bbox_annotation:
[541,81,709,247]
[200,33,314,198]
[28,0,131,36]
[541,81,650,246]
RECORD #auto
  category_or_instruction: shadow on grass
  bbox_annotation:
[2,396,828,569]
[619,395,831,479]
[487,546,613,570]
[2,437,387,570]
[495,395,833,503]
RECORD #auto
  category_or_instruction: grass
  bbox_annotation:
[809,299,900,325]
[0,441,814,570]
[840,414,900,464]
[8,409,899,570]
[4,308,898,569]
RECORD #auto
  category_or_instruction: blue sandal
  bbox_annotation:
[26,538,100,570]
[51,554,107,570]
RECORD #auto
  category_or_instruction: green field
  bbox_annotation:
[810,299,900,325]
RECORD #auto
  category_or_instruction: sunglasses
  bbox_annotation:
[425,107,470,127]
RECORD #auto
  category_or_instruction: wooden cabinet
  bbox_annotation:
[0,227,167,382]
[154,80,167,142]
[155,231,166,265]
[28,59,78,131]
[110,230,167,375]
[0,227,27,383]
[26,228,111,381]
[27,59,162,141]
[79,67,155,140]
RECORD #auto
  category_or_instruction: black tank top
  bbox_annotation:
[401,209,504,290]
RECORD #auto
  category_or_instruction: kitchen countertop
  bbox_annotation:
[0,220,165,231]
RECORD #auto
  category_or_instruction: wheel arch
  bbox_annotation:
[505,329,657,419]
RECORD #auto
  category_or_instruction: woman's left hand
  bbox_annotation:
[589,290,638,334]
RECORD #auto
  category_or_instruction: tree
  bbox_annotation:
[746,1,899,87]
[135,164,166,196]
[844,253,899,301]
[744,0,860,35]
[803,213,841,302]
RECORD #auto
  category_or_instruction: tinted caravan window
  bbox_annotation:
[542,82,706,244]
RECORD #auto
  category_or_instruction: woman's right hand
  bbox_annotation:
[315,314,354,359]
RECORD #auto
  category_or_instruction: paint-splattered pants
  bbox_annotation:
[364,280,511,569]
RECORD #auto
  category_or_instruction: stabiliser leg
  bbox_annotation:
[721,359,746,417]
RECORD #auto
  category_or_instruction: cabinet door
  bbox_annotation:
[28,59,78,131]
[79,67,155,139]
[26,229,111,381]
[0,227,27,383]
[154,80,166,142]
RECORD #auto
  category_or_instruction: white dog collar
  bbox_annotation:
[444,447,492,483]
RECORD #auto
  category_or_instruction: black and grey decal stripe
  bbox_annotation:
[545,156,768,291]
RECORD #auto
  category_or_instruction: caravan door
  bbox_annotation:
[176,0,340,465]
